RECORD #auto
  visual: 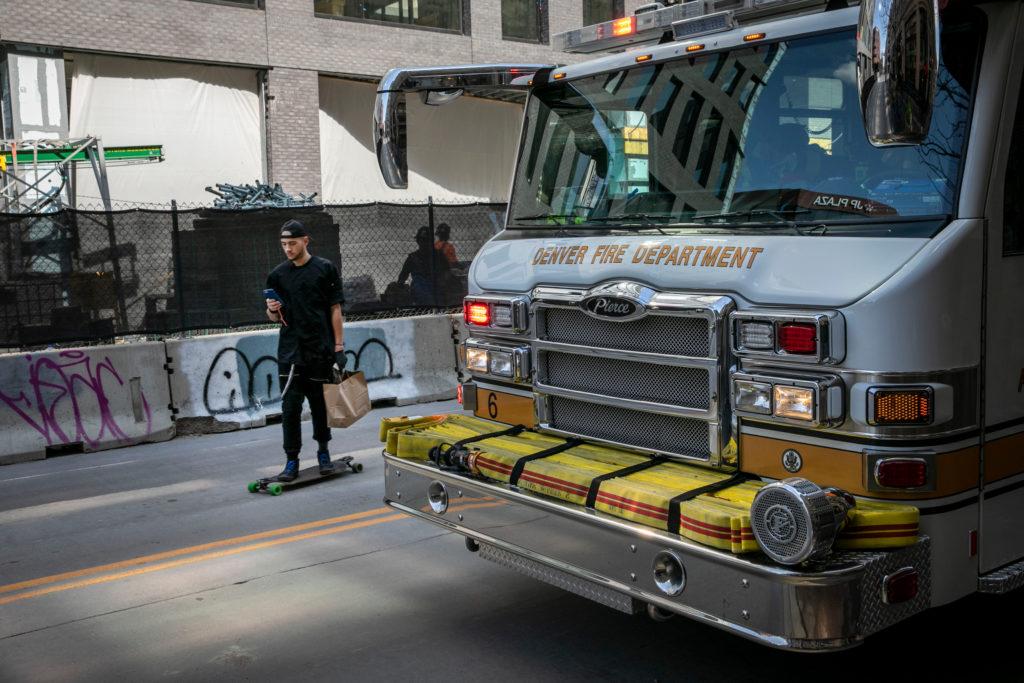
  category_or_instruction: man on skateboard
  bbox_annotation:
[265,219,345,481]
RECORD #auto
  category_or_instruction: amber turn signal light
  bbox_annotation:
[868,387,933,425]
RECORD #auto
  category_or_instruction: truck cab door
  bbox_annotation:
[981,4,1024,574]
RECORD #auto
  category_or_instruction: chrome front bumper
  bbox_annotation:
[384,453,931,651]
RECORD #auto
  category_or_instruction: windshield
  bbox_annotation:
[508,23,980,233]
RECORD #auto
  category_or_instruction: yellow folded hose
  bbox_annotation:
[380,414,919,555]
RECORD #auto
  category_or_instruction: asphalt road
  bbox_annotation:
[1,400,1022,682]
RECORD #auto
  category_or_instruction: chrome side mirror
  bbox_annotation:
[857,0,940,146]
[373,64,552,189]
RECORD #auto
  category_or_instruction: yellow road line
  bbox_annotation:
[0,513,407,607]
[0,499,511,607]
[0,507,393,595]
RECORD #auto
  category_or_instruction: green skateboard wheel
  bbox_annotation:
[247,481,259,493]
[268,483,284,496]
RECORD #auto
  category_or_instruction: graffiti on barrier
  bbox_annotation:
[201,335,400,416]
[346,338,400,384]
[202,346,280,415]
[0,350,152,447]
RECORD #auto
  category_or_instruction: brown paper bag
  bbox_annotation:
[324,371,370,428]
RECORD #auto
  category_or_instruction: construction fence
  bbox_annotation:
[0,201,505,348]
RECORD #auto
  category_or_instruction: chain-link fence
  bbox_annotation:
[0,201,504,348]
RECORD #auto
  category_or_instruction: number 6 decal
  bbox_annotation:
[488,392,498,419]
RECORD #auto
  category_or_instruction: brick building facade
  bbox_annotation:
[0,0,643,199]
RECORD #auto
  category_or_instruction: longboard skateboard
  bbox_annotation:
[247,456,363,496]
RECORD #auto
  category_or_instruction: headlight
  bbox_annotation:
[731,372,843,428]
[773,385,815,421]
[734,380,772,414]
[487,350,514,377]
[463,340,531,382]
[466,347,489,373]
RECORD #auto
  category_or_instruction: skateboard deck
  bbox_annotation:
[247,456,363,495]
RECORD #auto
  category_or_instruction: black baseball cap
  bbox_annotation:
[280,219,308,238]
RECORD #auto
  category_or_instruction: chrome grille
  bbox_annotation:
[540,308,710,357]
[547,397,711,459]
[540,351,711,410]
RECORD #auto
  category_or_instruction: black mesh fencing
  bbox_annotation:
[0,201,504,348]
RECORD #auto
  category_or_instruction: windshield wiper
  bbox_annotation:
[691,208,812,235]
[511,213,582,224]
[511,212,671,234]
[584,214,670,235]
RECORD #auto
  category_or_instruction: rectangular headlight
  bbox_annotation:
[773,385,815,421]
[466,347,489,374]
[734,380,772,414]
[488,350,514,377]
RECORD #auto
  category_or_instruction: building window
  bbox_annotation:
[315,0,465,33]
[502,0,548,43]
[582,0,623,26]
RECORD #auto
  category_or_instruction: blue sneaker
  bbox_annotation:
[317,451,335,475]
[277,460,299,482]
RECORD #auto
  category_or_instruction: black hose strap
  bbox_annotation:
[509,438,583,486]
[666,472,757,535]
[429,424,528,468]
[452,424,527,449]
[585,456,666,509]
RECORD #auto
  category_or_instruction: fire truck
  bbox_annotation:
[372,0,1024,650]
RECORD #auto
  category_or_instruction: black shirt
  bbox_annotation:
[266,255,344,367]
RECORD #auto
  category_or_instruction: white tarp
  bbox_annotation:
[319,77,522,203]
[69,54,262,207]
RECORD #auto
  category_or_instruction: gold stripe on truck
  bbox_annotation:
[739,433,979,500]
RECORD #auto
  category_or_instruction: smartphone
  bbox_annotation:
[264,288,287,326]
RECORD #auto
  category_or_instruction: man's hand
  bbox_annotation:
[334,347,347,372]
[266,298,282,313]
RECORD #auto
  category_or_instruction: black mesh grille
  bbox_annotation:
[547,397,711,460]
[540,307,710,357]
[541,351,711,410]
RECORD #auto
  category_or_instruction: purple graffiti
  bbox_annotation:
[0,350,152,448]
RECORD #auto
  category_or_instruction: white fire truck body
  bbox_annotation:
[372,0,1024,649]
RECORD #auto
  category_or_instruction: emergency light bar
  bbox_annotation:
[554,0,830,54]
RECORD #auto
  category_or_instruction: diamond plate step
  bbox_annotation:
[477,543,643,615]
[980,557,1024,594]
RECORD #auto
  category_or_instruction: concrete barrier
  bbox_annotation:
[0,343,176,465]
[167,314,459,432]
[361,314,459,407]
[165,331,282,432]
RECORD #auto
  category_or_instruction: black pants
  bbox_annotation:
[280,363,332,457]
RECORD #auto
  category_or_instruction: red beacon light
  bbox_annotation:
[778,322,817,354]
[464,301,492,326]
